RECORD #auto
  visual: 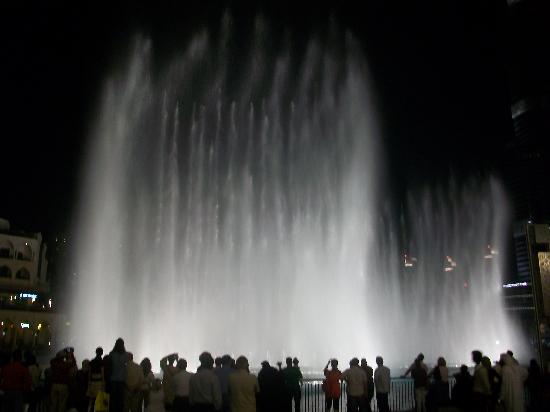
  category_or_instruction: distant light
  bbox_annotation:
[48,341,51,346]
[37,323,42,331]
[21,323,30,329]
[48,298,52,308]
[527,220,533,224]
[20,293,37,302]
[502,282,528,288]
[65,322,71,326]
[496,340,500,345]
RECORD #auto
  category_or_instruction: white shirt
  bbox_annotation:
[173,370,194,397]
[374,365,391,394]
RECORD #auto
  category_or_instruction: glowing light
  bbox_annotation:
[37,323,42,331]
[444,256,457,272]
[19,293,37,302]
[48,298,52,308]
[502,282,528,288]
[496,340,500,345]
[21,323,30,329]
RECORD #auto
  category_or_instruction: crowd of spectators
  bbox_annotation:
[0,340,549,412]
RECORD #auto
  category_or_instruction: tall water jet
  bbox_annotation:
[68,21,521,368]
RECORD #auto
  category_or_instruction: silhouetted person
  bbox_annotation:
[471,350,491,412]
[323,359,342,412]
[499,353,527,412]
[173,358,193,412]
[282,357,302,412]
[160,353,179,411]
[361,358,374,412]
[482,356,500,412]
[0,349,31,412]
[214,354,234,412]
[452,365,472,411]
[526,359,543,412]
[342,358,367,412]
[258,361,285,412]
[228,356,259,412]
[215,357,223,370]
[50,348,76,412]
[374,357,390,412]
[127,352,144,412]
[108,337,130,412]
[26,352,42,412]
[189,351,222,411]
[88,347,105,410]
[402,355,428,412]
[75,359,90,412]
[427,357,449,411]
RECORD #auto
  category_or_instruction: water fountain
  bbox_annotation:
[68,19,521,369]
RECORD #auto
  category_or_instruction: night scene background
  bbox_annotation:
[1,0,550,381]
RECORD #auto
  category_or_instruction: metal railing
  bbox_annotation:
[299,378,455,412]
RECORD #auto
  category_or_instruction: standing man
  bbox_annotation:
[160,353,179,411]
[282,357,303,412]
[471,350,490,412]
[228,356,259,412]
[173,358,194,412]
[361,359,374,412]
[189,352,222,412]
[342,358,367,412]
[374,357,390,412]
[126,353,144,412]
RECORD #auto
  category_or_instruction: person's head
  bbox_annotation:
[141,358,152,374]
[222,354,232,366]
[460,364,468,374]
[236,356,249,371]
[437,357,446,367]
[331,359,339,369]
[481,356,491,369]
[96,347,103,358]
[350,358,359,367]
[376,356,383,366]
[177,359,187,371]
[113,338,125,353]
[417,353,424,362]
[261,360,270,369]
[82,359,90,371]
[472,350,483,364]
[215,357,222,368]
[286,357,292,367]
[199,352,214,369]
[292,357,299,366]
[127,352,134,362]
[360,358,367,367]
[507,350,514,358]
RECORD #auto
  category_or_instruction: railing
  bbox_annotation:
[299,378,455,412]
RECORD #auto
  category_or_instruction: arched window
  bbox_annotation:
[16,244,33,261]
[0,266,11,278]
[0,240,14,258]
[15,268,30,280]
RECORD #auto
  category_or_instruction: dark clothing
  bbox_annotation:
[411,364,428,389]
[51,356,75,385]
[110,381,126,412]
[376,392,390,412]
[174,395,190,412]
[347,394,366,412]
[192,403,217,412]
[361,365,374,412]
[452,372,472,410]
[258,365,285,412]
[325,395,340,411]
[0,360,32,392]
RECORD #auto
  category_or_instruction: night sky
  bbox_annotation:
[1,0,542,236]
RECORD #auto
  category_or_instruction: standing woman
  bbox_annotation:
[107,338,130,412]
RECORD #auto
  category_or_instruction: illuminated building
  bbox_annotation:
[0,218,58,351]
